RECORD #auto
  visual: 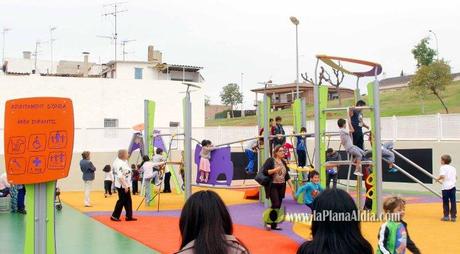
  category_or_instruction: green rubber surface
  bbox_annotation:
[0,204,158,254]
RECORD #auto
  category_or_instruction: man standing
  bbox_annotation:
[80,151,96,207]
[111,149,137,221]
[349,100,369,150]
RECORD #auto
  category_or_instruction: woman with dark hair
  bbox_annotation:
[261,145,294,230]
[177,190,249,254]
[80,151,96,207]
[297,188,373,254]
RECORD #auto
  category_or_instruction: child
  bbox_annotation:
[436,154,457,222]
[326,148,341,189]
[296,127,307,168]
[103,165,113,197]
[294,171,323,211]
[245,139,259,174]
[283,142,293,161]
[152,148,166,185]
[377,196,420,254]
[368,132,397,173]
[273,116,286,147]
[131,164,140,195]
[199,140,217,183]
[338,118,365,176]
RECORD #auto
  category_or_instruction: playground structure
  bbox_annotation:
[118,55,449,216]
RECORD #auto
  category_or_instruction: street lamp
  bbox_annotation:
[290,17,300,99]
[290,16,306,128]
[428,29,439,60]
[2,28,12,65]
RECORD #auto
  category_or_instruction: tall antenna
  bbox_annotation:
[102,2,127,62]
[50,26,57,73]
[120,39,135,61]
[33,40,48,74]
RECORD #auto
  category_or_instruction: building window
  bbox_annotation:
[104,118,119,128]
[134,68,143,79]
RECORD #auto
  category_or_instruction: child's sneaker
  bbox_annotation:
[451,217,457,222]
[388,167,398,173]
[441,217,450,221]
[353,170,363,177]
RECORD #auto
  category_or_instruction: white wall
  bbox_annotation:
[115,62,159,80]
[0,75,205,129]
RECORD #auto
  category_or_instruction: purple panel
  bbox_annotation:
[153,130,166,152]
[195,144,233,186]
[128,132,144,157]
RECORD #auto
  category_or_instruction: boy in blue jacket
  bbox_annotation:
[294,171,323,211]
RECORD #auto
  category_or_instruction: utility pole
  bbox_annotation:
[2,28,11,65]
[241,72,245,117]
[34,41,39,74]
[120,39,135,61]
[50,27,57,73]
[102,2,127,62]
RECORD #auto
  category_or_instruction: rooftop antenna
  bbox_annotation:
[101,1,127,62]
[33,40,49,74]
[120,39,136,61]
[49,26,57,73]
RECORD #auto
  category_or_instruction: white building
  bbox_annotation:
[0,45,205,129]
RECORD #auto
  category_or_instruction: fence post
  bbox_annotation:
[437,113,442,141]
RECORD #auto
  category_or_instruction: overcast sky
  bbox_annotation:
[1,0,459,107]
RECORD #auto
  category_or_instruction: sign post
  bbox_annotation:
[4,97,74,254]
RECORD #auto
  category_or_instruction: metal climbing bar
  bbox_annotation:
[323,160,374,166]
[391,149,439,182]
[392,164,442,198]
[322,106,373,112]
[153,133,185,138]
[213,133,315,147]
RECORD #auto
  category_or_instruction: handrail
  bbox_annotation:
[392,163,442,198]
[391,149,439,182]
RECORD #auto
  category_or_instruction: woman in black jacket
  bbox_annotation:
[261,145,294,230]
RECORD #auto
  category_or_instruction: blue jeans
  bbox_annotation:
[442,187,457,218]
[245,149,256,173]
[17,187,25,211]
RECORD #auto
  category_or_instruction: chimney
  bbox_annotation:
[82,52,90,77]
[147,45,154,62]
[23,51,32,59]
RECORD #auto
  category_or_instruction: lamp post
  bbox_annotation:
[290,16,300,99]
[428,30,439,60]
[290,16,306,128]
[2,28,11,65]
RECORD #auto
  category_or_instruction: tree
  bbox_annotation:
[411,37,437,67]
[409,60,452,113]
[220,83,243,118]
[204,95,210,106]
[322,64,345,106]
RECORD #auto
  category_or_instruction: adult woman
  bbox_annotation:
[177,190,249,254]
[261,145,294,230]
[297,188,373,254]
[79,151,96,207]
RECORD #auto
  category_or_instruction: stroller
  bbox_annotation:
[55,187,63,211]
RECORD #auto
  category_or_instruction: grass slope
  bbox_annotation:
[207,81,460,126]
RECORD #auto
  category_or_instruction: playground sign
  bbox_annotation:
[4,97,74,184]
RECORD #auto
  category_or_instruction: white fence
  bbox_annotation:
[0,114,459,153]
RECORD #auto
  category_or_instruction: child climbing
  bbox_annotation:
[326,148,341,189]
[338,118,365,176]
[199,139,217,183]
[294,171,323,211]
[368,132,397,173]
